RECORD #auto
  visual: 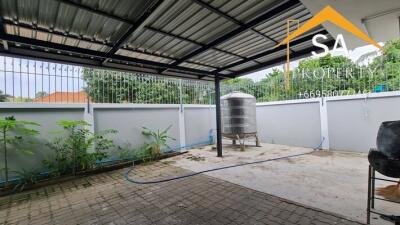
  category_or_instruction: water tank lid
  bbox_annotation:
[221,91,255,100]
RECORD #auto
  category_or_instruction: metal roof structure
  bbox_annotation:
[0,0,334,80]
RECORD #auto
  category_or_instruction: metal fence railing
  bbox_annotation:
[222,55,400,102]
[0,55,399,104]
[0,57,215,104]
[82,68,214,104]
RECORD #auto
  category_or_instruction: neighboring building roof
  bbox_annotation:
[33,91,89,103]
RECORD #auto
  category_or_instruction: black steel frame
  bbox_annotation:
[215,76,223,157]
[191,0,279,45]
[103,0,165,61]
[215,29,328,73]
[367,165,400,224]
[1,19,220,72]
[144,26,247,60]
[0,33,217,76]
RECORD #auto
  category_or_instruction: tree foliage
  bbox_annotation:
[0,90,9,102]
[35,91,48,98]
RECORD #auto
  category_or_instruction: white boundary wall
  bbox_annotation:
[0,103,214,172]
[1,92,400,171]
[254,91,400,152]
[325,91,400,152]
[256,99,322,149]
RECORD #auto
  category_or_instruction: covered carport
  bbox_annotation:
[0,0,399,157]
[0,0,336,157]
[1,1,400,225]
[0,0,399,156]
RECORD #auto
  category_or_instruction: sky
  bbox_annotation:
[242,44,381,81]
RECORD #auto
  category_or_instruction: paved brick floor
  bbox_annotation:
[0,162,364,225]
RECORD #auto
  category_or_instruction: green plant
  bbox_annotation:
[118,148,131,160]
[43,120,117,176]
[133,145,153,162]
[116,144,156,163]
[116,145,137,161]
[0,116,39,185]
[43,138,71,176]
[12,169,40,192]
[142,125,176,156]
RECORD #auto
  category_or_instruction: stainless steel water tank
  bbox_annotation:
[221,92,257,138]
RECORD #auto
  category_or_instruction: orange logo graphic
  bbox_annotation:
[278,5,383,88]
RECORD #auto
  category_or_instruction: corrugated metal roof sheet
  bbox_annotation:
[191,49,242,67]
[0,0,334,80]
[228,60,259,71]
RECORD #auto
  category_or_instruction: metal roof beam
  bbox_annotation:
[2,19,110,46]
[52,0,243,68]
[121,47,221,71]
[0,17,4,34]
[0,33,218,76]
[2,20,221,71]
[216,29,328,73]
[1,46,219,80]
[55,0,170,63]
[144,26,245,60]
[0,17,7,51]
[191,0,278,44]
[145,26,200,46]
[169,0,300,67]
[104,0,165,61]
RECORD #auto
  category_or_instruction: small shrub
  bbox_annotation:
[133,145,153,162]
[43,120,117,176]
[12,169,41,192]
[117,147,132,160]
[117,145,153,163]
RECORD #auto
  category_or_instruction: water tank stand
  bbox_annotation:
[236,134,245,151]
[256,135,261,147]
[229,134,261,151]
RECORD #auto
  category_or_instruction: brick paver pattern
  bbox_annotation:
[0,162,364,225]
